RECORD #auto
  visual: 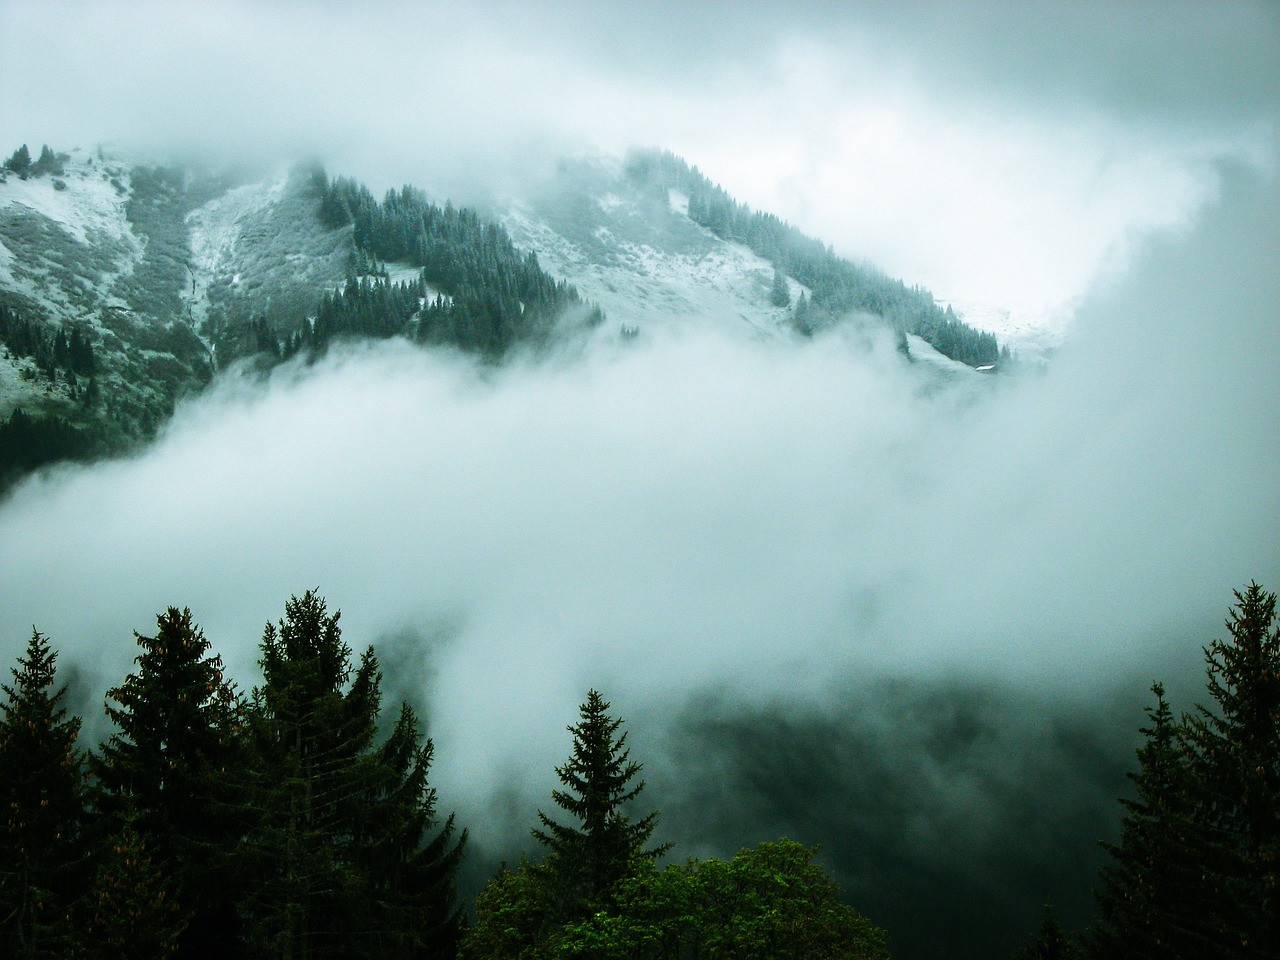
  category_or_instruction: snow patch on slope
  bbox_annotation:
[0,150,142,324]
[502,203,808,341]
[340,261,450,306]
[186,176,288,327]
[936,295,1067,363]
[0,349,36,414]
[0,150,134,246]
[0,227,12,277]
[904,333,984,385]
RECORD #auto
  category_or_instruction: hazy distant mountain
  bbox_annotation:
[0,143,999,488]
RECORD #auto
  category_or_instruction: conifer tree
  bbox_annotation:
[5,144,31,178]
[350,702,467,960]
[769,266,791,308]
[1015,906,1081,960]
[1184,582,1280,957]
[1090,684,1221,959]
[793,292,812,335]
[90,607,243,959]
[78,814,185,960]
[30,146,62,178]
[243,591,377,958]
[244,590,465,960]
[1092,583,1279,959]
[0,630,86,959]
[533,690,670,910]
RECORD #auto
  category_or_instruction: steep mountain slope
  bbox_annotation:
[0,151,583,485]
[186,171,351,353]
[0,150,216,465]
[0,144,995,490]
[496,156,807,341]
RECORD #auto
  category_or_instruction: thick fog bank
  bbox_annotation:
[0,164,1276,959]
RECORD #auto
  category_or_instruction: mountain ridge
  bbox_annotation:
[0,142,1002,490]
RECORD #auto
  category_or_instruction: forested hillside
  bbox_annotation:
[0,592,892,960]
[0,147,603,489]
[294,171,601,358]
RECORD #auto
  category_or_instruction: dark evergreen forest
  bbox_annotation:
[0,303,101,486]
[1,582,1274,959]
[249,170,604,364]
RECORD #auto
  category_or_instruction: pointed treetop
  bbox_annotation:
[533,689,670,903]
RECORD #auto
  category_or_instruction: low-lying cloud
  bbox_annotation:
[1,155,1276,956]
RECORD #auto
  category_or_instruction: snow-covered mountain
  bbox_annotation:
[0,149,348,467]
[0,145,992,487]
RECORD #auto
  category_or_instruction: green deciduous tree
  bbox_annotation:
[462,856,557,960]
[677,840,890,960]
[467,839,892,960]
[0,630,87,959]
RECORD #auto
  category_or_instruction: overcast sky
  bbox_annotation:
[2,4,1278,956]
[2,0,1277,318]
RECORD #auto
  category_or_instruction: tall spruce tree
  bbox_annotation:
[243,590,464,960]
[769,266,791,308]
[349,702,467,960]
[90,607,244,960]
[5,144,31,178]
[1015,906,1081,960]
[1184,582,1280,958]
[1092,583,1279,959]
[1090,683,1221,958]
[78,814,185,960]
[243,591,379,959]
[0,630,86,959]
[533,690,670,911]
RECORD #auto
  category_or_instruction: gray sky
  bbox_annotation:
[2,0,1277,315]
